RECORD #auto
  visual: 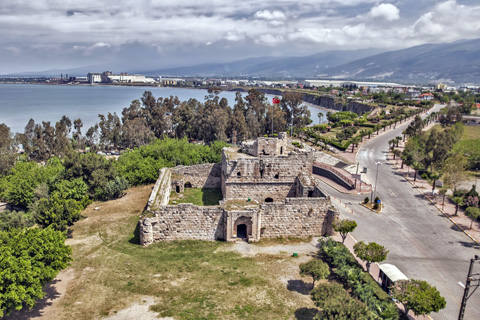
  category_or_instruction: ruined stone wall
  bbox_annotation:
[224,182,296,203]
[260,198,336,238]
[147,168,172,211]
[253,135,288,157]
[222,152,313,200]
[140,204,224,244]
[172,163,222,189]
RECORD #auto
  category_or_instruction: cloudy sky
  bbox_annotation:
[1,0,479,74]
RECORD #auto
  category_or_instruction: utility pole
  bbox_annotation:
[371,162,381,203]
[354,162,359,189]
[458,255,480,320]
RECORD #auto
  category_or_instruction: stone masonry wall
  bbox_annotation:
[222,152,313,201]
[224,182,295,203]
[260,198,335,238]
[148,168,172,211]
[172,163,222,189]
[140,204,224,244]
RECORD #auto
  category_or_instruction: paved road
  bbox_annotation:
[319,105,480,320]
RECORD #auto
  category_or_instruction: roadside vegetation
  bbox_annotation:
[399,105,480,225]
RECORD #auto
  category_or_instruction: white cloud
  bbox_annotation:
[254,10,286,21]
[255,34,285,46]
[413,0,480,41]
[224,30,245,42]
[0,0,480,73]
[369,3,400,21]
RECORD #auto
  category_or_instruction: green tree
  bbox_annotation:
[281,91,312,132]
[452,197,464,216]
[0,227,71,317]
[0,123,16,176]
[318,112,324,124]
[299,259,330,288]
[353,241,389,272]
[465,207,480,229]
[443,154,467,192]
[332,219,357,244]
[391,279,446,317]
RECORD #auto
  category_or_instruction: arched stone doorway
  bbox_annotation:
[184,182,192,188]
[234,216,252,241]
[237,224,247,239]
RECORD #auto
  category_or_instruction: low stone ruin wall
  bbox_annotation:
[147,168,172,211]
[172,163,222,189]
[140,204,225,244]
[260,198,335,238]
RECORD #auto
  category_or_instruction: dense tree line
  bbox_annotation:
[8,89,310,161]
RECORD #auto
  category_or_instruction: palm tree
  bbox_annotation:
[318,112,324,125]
[395,136,402,147]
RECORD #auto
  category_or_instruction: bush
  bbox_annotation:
[453,189,468,198]
[318,238,398,319]
[0,210,35,231]
[364,197,369,204]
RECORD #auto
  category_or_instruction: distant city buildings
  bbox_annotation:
[87,71,156,84]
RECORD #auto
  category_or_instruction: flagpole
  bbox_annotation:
[271,103,274,136]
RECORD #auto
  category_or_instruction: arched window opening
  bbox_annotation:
[184,182,192,188]
[237,172,242,177]
[265,197,274,203]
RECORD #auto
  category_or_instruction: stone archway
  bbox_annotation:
[234,216,252,241]
[237,224,247,239]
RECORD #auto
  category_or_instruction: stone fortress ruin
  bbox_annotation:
[139,133,337,245]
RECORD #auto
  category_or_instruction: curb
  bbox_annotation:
[359,202,382,214]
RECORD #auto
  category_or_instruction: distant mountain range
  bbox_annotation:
[144,49,384,78]
[322,38,480,84]
[8,38,480,84]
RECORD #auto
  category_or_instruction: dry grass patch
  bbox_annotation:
[57,184,315,320]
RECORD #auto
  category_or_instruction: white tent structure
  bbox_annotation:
[378,263,408,293]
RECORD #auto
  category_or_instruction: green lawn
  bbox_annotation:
[59,185,314,320]
[460,125,480,140]
[169,188,223,206]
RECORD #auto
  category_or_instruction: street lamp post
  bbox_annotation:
[371,162,381,203]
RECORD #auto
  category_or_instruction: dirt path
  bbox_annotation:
[4,268,75,320]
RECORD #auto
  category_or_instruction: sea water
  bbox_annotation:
[0,84,326,134]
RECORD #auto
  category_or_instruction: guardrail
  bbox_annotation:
[313,162,355,189]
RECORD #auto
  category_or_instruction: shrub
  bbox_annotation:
[373,202,379,210]
[364,197,369,204]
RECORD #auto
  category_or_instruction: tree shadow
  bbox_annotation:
[294,307,318,320]
[458,241,480,249]
[129,222,140,244]
[450,224,465,232]
[3,280,60,320]
[287,279,312,295]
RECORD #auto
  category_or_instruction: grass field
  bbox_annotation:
[459,125,480,140]
[169,188,223,206]
[58,185,316,320]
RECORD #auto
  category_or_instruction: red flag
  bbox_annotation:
[272,98,280,104]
